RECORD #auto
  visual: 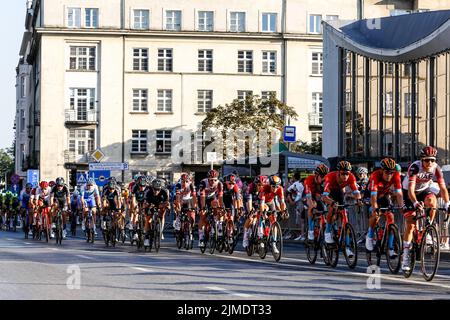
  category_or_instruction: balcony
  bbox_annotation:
[308,112,323,128]
[64,150,96,164]
[65,109,98,126]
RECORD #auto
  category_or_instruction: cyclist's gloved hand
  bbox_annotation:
[445,201,450,213]
[413,201,423,210]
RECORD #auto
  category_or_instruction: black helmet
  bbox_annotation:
[337,161,352,172]
[152,179,163,190]
[56,177,65,186]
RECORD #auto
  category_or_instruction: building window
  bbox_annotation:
[20,110,25,132]
[238,50,253,73]
[344,52,351,75]
[20,76,26,98]
[67,8,81,28]
[261,91,276,100]
[85,8,99,28]
[132,89,148,112]
[157,171,172,182]
[309,14,322,34]
[198,90,213,113]
[237,90,253,101]
[325,15,339,21]
[404,63,412,76]
[311,52,323,75]
[311,132,322,143]
[344,91,352,111]
[156,130,172,154]
[69,129,95,155]
[312,92,323,124]
[158,49,173,72]
[133,9,149,29]
[69,88,95,120]
[404,93,418,117]
[262,13,277,32]
[133,48,148,71]
[262,51,276,74]
[198,50,213,72]
[230,12,245,32]
[132,130,147,153]
[385,63,394,75]
[166,10,181,31]
[384,92,393,116]
[70,47,96,71]
[157,89,173,112]
[198,11,213,31]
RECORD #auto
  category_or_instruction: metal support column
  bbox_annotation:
[379,62,384,157]
[411,62,417,161]
[364,58,370,157]
[351,52,357,154]
[338,48,344,157]
[394,63,400,160]
[429,57,436,147]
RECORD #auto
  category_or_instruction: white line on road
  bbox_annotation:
[130,267,152,272]
[24,242,32,245]
[76,255,95,260]
[205,286,253,298]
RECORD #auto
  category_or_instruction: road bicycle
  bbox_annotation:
[84,207,95,244]
[305,208,327,265]
[257,210,283,262]
[102,209,116,247]
[54,209,64,245]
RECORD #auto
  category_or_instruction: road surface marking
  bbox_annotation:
[76,255,95,260]
[130,267,152,272]
[205,286,253,298]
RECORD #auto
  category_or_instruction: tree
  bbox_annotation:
[0,148,14,184]
[291,137,322,155]
[201,94,298,159]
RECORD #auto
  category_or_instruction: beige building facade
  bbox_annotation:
[16,0,441,183]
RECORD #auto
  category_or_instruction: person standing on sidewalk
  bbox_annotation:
[287,172,305,241]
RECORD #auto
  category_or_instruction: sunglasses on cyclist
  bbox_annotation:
[339,171,350,176]
[422,158,435,163]
[383,170,394,175]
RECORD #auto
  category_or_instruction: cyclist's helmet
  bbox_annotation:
[49,181,56,188]
[134,174,141,182]
[337,160,352,172]
[420,146,437,159]
[207,169,219,179]
[25,183,32,189]
[73,190,79,197]
[152,179,163,190]
[395,164,402,173]
[356,167,368,176]
[315,164,330,177]
[87,178,95,186]
[254,175,268,185]
[180,173,191,182]
[107,180,115,189]
[224,174,236,183]
[138,178,147,187]
[39,181,48,189]
[269,175,281,187]
[56,177,65,186]
[380,158,396,171]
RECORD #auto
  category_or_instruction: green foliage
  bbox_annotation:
[0,148,14,181]
[291,137,322,155]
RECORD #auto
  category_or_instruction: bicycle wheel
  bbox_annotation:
[209,223,217,255]
[227,220,235,255]
[342,223,358,269]
[402,243,416,278]
[385,224,402,274]
[154,219,161,253]
[420,225,440,281]
[306,224,317,264]
[201,226,207,254]
[327,228,339,268]
[320,229,330,265]
[270,222,282,262]
[111,226,116,247]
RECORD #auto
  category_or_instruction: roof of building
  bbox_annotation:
[325,10,450,62]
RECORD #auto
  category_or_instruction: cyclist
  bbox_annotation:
[304,164,329,241]
[242,175,268,248]
[365,158,403,257]
[10,193,20,230]
[198,169,223,248]
[3,191,12,229]
[221,173,243,246]
[144,178,169,246]
[174,173,197,238]
[33,181,52,236]
[102,179,121,233]
[70,189,82,233]
[258,175,286,254]
[401,146,450,271]
[80,178,102,236]
[50,177,71,239]
[322,161,361,257]
[130,176,148,241]
[20,183,33,236]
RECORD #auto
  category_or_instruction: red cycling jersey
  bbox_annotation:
[323,171,358,194]
[369,169,402,197]
[259,185,284,203]
[304,175,323,198]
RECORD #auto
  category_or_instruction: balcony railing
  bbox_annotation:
[65,109,97,123]
[64,150,96,163]
[308,112,323,127]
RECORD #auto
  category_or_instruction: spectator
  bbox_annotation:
[287,172,305,241]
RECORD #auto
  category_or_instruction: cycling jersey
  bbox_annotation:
[146,188,169,206]
[303,175,324,199]
[34,187,52,206]
[259,185,284,204]
[103,188,119,210]
[80,185,99,208]
[132,185,148,203]
[369,169,402,197]
[323,171,359,195]
[51,185,70,208]
[198,178,223,199]
[19,190,31,209]
[402,160,445,193]
[176,182,196,201]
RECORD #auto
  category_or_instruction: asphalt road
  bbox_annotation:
[1,228,450,300]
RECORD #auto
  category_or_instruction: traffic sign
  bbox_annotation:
[27,170,39,188]
[10,174,20,184]
[77,173,88,185]
[89,162,129,171]
[207,152,217,162]
[89,170,111,187]
[283,126,296,143]
[91,149,105,162]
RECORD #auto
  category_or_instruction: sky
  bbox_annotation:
[0,1,26,150]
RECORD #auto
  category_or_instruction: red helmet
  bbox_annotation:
[49,181,56,188]
[420,146,437,159]
[207,169,219,179]
[224,174,236,183]
[254,175,268,185]
[180,173,191,182]
[39,181,48,189]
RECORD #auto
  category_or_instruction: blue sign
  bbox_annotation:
[10,184,19,193]
[89,170,111,187]
[27,170,39,188]
[77,173,88,185]
[283,126,296,142]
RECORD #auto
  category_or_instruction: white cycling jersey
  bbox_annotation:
[402,160,445,193]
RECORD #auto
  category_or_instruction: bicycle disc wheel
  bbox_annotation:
[420,225,440,281]
[385,224,402,274]
[343,223,358,269]
[270,222,282,262]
